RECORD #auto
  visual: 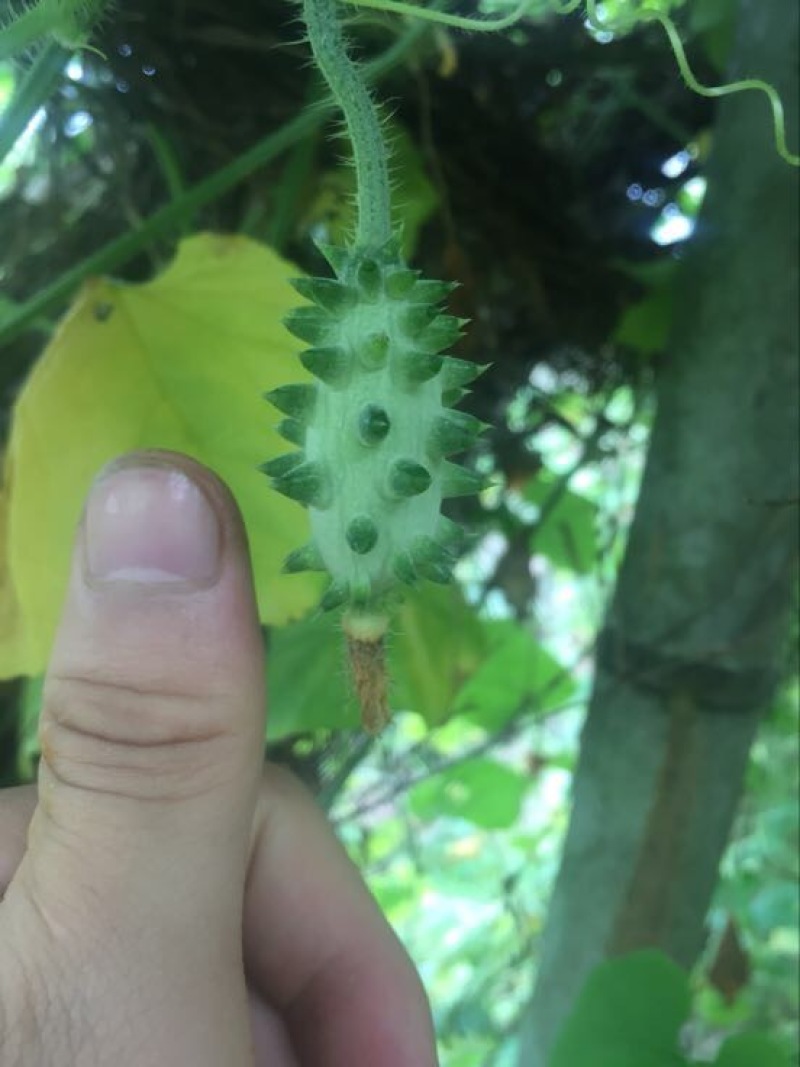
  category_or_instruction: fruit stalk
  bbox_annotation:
[302,0,391,249]
[267,0,487,730]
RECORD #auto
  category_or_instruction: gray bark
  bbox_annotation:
[517,1,799,1063]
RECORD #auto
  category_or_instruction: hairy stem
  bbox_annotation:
[302,0,391,248]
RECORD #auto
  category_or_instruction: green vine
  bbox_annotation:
[344,0,799,167]
[339,0,532,32]
[0,40,67,168]
[646,8,798,167]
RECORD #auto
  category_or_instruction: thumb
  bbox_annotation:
[13,452,265,945]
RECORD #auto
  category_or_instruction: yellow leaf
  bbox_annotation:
[0,233,321,677]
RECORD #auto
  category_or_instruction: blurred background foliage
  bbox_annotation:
[0,1,796,1064]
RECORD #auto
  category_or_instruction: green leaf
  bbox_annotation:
[408,757,529,830]
[16,674,43,780]
[267,611,357,737]
[440,1043,493,1067]
[748,880,800,937]
[0,234,320,677]
[615,284,674,356]
[0,293,17,326]
[268,584,487,735]
[711,1032,791,1067]
[677,176,707,217]
[549,950,692,1067]
[390,584,488,726]
[0,61,14,110]
[454,619,576,731]
[371,876,418,918]
[524,473,598,574]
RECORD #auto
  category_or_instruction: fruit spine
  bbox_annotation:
[265,0,486,730]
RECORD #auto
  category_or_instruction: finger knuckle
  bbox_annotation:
[39,671,237,804]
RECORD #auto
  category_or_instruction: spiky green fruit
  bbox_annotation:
[358,404,391,444]
[283,307,333,345]
[265,234,488,614]
[277,418,307,447]
[388,458,432,498]
[385,268,418,298]
[259,451,305,479]
[398,350,443,385]
[271,460,332,509]
[291,276,356,313]
[283,541,326,573]
[299,346,351,386]
[427,411,486,459]
[265,383,317,420]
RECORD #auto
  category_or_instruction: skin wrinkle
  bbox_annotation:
[1,900,83,1067]
[244,770,437,1064]
[248,991,299,1067]
[40,662,263,765]
[11,846,121,985]
[38,720,242,806]
[16,810,172,985]
[0,937,30,1065]
[45,627,253,721]
[40,699,238,752]
[12,864,250,1066]
[43,669,239,734]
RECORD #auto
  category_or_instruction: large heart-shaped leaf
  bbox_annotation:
[0,233,319,676]
[550,950,692,1067]
[408,757,530,830]
[454,618,577,730]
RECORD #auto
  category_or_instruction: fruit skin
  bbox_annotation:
[264,233,486,616]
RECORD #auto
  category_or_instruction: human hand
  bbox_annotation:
[0,452,437,1066]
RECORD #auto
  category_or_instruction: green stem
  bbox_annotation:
[302,0,391,248]
[649,7,799,166]
[0,43,69,168]
[0,6,54,60]
[143,123,191,234]
[0,17,429,351]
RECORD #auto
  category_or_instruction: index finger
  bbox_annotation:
[244,765,438,1066]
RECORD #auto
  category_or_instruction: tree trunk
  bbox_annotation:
[517,2,799,1063]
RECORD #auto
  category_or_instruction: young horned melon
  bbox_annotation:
[263,0,488,731]
[266,239,486,598]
